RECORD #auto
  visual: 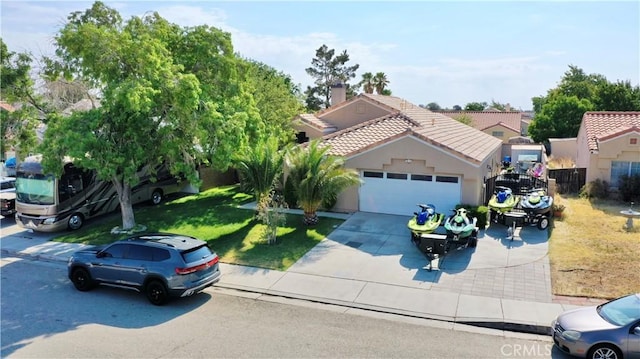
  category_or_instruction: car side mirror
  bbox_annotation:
[96,252,105,258]
[634,327,640,336]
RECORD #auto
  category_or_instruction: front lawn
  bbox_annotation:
[53,185,344,271]
[549,195,640,299]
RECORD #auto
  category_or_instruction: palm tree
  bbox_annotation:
[373,72,390,94]
[234,137,286,213]
[360,72,374,94]
[286,140,361,225]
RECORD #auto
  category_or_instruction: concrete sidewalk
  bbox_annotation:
[0,222,581,336]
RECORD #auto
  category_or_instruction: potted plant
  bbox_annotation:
[552,203,566,218]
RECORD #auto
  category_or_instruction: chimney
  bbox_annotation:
[330,82,346,106]
[505,103,511,112]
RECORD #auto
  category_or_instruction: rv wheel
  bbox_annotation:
[151,190,163,205]
[68,213,84,230]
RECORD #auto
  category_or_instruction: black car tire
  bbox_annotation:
[71,268,94,291]
[588,344,622,359]
[68,213,84,230]
[151,190,163,205]
[146,280,168,306]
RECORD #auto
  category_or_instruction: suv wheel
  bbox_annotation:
[146,280,168,305]
[71,268,94,291]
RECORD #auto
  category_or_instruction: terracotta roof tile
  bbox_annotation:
[318,95,502,163]
[434,110,522,133]
[322,113,418,157]
[295,113,336,131]
[582,112,640,151]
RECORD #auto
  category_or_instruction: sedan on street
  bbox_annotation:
[551,293,640,359]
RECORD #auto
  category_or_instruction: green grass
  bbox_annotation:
[53,185,344,271]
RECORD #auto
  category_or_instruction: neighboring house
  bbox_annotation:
[575,111,640,188]
[434,110,525,143]
[548,138,578,163]
[292,90,503,216]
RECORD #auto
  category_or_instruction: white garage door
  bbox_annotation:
[359,171,461,216]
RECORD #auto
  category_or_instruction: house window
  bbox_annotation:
[363,171,383,178]
[492,131,504,138]
[436,176,459,183]
[411,174,432,181]
[631,138,638,145]
[610,161,640,187]
[386,173,407,180]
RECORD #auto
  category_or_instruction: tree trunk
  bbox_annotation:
[113,177,136,230]
[303,211,319,226]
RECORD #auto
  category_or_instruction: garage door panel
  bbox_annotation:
[359,172,460,216]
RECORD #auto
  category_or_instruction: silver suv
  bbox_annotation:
[68,233,221,305]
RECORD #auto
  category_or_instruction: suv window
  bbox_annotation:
[102,243,128,259]
[150,247,171,262]
[181,245,213,263]
[126,244,153,261]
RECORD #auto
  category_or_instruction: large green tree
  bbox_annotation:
[238,58,304,143]
[0,38,39,162]
[285,140,361,225]
[528,96,593,144]
[41,2,262,230]
[304,44,359,111]
[529,65,640,143]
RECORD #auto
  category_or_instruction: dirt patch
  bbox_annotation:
[549,195,640,299]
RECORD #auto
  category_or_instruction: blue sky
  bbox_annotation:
[2,1,639,110]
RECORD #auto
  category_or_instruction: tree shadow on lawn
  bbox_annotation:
[53,185,345,270]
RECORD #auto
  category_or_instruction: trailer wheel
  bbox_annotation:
[68,213,84,230]
[537,217,549,230]
[468,236,478,248]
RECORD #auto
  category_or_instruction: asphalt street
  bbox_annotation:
[0,256,571,359]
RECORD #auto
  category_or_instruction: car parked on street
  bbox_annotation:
[0,176,16,217]
[551,293,640,359]
[68,233,221,305]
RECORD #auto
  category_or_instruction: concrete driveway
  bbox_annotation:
[288,212,552,303]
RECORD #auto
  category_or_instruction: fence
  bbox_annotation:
[547,168,586,194]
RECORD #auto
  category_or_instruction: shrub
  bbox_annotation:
[579,179,609,199]
[283,176,298,209]
[455,204,489,229]
[619,174,640,202]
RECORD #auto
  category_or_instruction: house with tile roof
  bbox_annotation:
[576,111,640,187]
[292,91,503,216]
[433,110,525,144]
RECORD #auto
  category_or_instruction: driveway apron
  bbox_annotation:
[287,212,552,303]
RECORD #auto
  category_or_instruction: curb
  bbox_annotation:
[1,247,552,336]
[215,282,552,336]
